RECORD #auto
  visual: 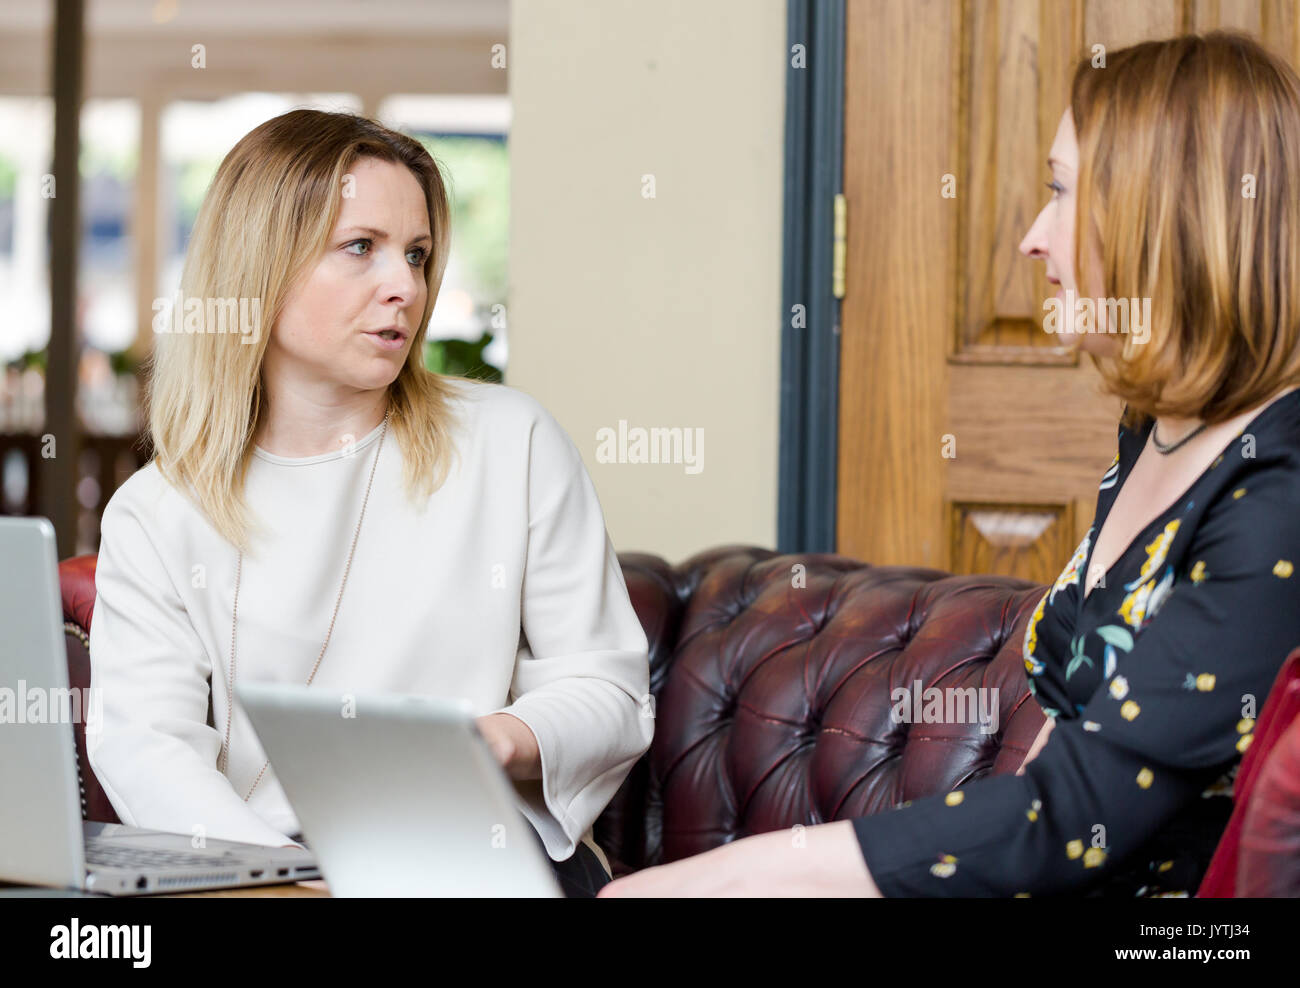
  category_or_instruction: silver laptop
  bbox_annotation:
[0,516,320,895]
[236,680,563,897]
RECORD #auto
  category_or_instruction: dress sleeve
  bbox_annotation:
[86,488,299,848]
[1022,525,1093,719]
[487,404,655,861]
[852,476,1300,896]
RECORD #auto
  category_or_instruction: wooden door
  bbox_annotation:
[836,0,1300,579]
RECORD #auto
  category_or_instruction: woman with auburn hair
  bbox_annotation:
[603,31,1300,897]
[86,109,652,897]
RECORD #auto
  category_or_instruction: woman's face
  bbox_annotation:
[1019,109,1120,356]
[264,156,432,397]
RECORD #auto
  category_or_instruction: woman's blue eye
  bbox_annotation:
[343,238,427,267]
[1046,180,1065,197]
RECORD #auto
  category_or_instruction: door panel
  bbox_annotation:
[838,0,1300,579]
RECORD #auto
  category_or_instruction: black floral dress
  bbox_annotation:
[851,389,1300,896]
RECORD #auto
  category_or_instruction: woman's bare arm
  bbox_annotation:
[1016,717,1056,776]
[599,820,882,897]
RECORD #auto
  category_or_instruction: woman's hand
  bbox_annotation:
[597,820,882,897]
[475,712,542,781]
[1016,717,1055,776]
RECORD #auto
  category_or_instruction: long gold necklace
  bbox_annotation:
[218,408,390,801]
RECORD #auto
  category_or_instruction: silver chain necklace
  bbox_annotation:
[1151,418,1207,454]
[219,408,390,801]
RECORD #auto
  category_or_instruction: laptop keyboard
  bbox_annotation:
[84,838,247,870]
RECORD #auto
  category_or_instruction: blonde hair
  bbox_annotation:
[143,109,465,551]
[1070,31,1300,429]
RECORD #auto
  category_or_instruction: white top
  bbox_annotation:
[86,380,654,866]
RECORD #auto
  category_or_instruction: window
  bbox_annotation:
[380,95,509,379]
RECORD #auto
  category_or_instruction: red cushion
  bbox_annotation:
[1237,708,1300,895]
[60,553,98,632]
[1196,648,1300,897]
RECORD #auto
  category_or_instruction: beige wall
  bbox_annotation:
[507,0,787,563]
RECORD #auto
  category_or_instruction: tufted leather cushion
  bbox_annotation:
[596,545,1049,870]
[59,546,1300,891]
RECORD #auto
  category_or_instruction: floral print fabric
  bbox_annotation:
[852,391,1300,896]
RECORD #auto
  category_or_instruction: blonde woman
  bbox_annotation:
[604,31,1300,897]
[86,110,653,897]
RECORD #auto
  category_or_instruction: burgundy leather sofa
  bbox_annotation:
[57,545,1300,896]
